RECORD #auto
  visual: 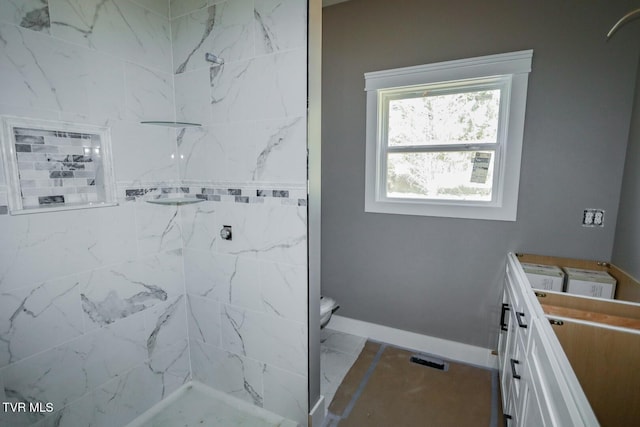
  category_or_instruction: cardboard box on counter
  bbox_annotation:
[564,267,617,299]
[521,262,565,292]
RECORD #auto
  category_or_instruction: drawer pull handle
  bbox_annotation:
[510,358,521,380]
[500,303,510,331]
[534,291,547,298]
[516,311,527,328]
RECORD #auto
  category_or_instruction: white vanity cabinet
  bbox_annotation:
[499,261,537,425]
[518,320,592,426]
[499,253,598,426]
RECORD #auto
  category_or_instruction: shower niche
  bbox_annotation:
[0,116,117,214]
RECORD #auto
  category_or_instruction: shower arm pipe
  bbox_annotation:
[607,8,640,40]
[205,52,225,66]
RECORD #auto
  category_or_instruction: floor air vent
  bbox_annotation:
[410,354,449,371]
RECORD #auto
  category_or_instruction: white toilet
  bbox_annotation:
[320,296,339,329]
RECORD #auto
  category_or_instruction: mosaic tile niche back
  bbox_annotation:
[12,127,106,209]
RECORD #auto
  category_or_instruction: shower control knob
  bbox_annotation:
[220,225,232,241]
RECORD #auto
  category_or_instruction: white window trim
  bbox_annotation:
[364,50,533,221]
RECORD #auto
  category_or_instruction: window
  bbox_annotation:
[364,50,533,221]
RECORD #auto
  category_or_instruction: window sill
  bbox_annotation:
[364,198,518,221]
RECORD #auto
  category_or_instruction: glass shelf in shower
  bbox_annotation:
[140,121,202,128]
[145,196,204,206]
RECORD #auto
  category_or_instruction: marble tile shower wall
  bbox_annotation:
[172,0,308,424]
[0,0,309,426]
[0,1,188,426]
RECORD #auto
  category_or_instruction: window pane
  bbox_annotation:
[386,151,494,201]
[388,89,500,146]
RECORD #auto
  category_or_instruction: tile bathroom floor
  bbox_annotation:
[320,328,367,410]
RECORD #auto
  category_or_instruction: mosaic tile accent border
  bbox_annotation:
[120,184,307,207]
[15,128,103,208]
[0,184,308,215]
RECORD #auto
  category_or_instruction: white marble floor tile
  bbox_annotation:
[319,329,366,410]
[127,381,297,427]
[320,328,367,356]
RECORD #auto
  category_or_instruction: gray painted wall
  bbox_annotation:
[612,54,640,280]
[321,0,640,349]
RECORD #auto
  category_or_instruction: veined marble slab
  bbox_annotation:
[0,275,84,368]
[221,304,306,376]
[0,203,137,293]
[210,49,306,123]
[0,22,126,121]
[254,0,307,55]
[213,202,307,266]
[111,121,179,185]
[187,294,221,346]
[49,0,172,72]
[124,62,175,122]
[190,339,264,407]
[184,249,306,323]
[80,250,184,331]
[0,0,50,33]
[171,0,253,75]
[135,203,183,257]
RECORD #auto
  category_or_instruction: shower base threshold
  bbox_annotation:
[125,381,298,427]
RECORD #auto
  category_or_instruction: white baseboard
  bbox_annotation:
[329,315,498,370]
[308,394,325,427]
